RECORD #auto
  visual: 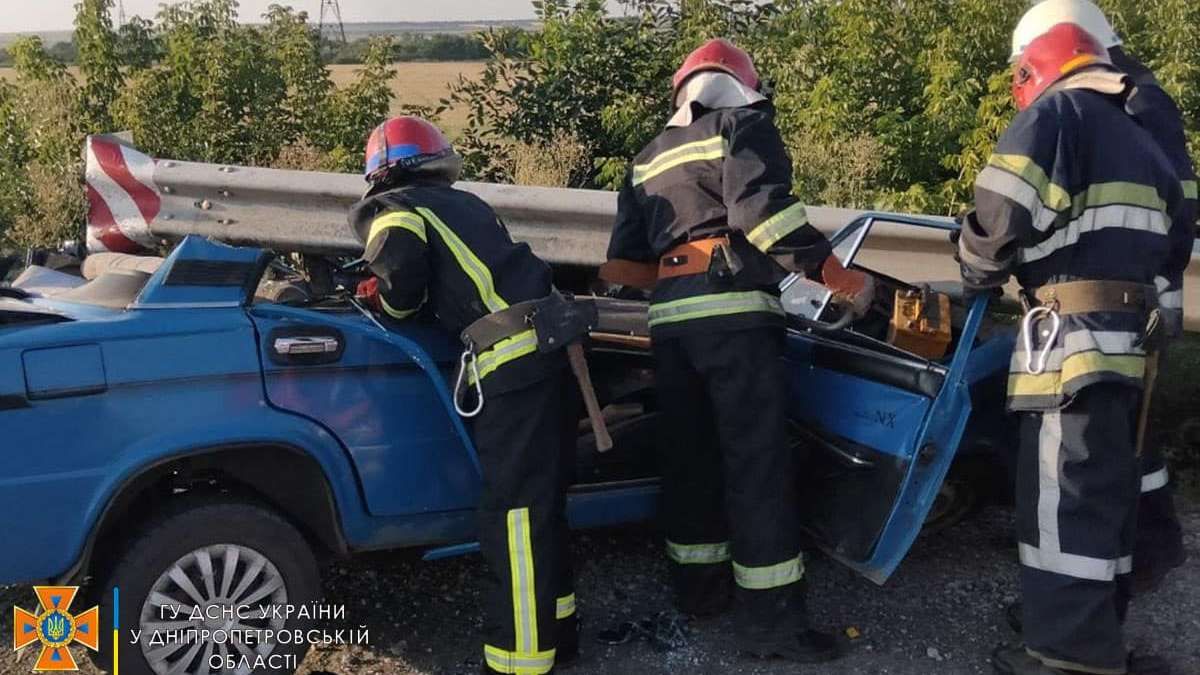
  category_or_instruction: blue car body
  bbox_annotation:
[0,223,1014,589]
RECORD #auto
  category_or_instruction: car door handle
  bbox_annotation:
[273,336,340,356]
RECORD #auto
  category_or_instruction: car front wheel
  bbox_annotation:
[91,499,321,675]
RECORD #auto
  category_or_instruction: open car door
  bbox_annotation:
[782,215,994,584]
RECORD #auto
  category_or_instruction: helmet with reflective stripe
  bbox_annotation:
[1012,22,1111,111]
[1011,0,1120,61]
[364,115,463,184]
[673,38,760,94]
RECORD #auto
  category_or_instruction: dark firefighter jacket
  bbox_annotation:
[1111,48,1197,337]
[349,183,561,395]
[608,102,831,340]
[958,77,1187,411]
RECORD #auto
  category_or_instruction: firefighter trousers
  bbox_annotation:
[1133,350,1184,589]
[1135,444,1184,585]
[473,366,577,674]
[653,327,805,631]
[1016,383,1141,674]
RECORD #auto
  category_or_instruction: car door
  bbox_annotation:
[783,215,993,584]
[250,303,480,517]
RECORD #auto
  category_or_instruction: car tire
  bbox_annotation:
[88,498,321,675]
[921,457,994,536]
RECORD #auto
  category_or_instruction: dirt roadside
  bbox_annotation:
[4,503,1196,675]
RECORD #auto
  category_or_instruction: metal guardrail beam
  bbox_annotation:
[85,137,1199,330]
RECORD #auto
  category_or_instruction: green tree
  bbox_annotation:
[0,38,88,247]
[117,16,163,70]
[75,0,124,132]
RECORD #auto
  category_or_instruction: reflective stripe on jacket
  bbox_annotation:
[959,83,1185,411]
[608,102,830,339]
[349,183,560,394]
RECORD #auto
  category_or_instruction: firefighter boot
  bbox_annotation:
[733,583,844,663]
[993,646,1172,675]
[555,615,580,668]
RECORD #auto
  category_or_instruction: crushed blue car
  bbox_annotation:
[0,214,1014,674]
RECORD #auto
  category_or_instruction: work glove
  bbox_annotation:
[355,277,382,312]
[821,256,876,318]
[949,209,974,251]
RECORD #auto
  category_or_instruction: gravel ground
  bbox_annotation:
[4,503,1197,675]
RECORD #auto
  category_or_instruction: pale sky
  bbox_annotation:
[1,1,626,33]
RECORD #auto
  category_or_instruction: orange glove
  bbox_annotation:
[356,277,382,312]
[820,257,876,317]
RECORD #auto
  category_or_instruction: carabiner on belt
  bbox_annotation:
[1021,304,1062,375]
[453,344,485,418]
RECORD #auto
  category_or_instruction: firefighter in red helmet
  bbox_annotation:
[956,24,1188,675]
[349,116,580,675]
[607,38,864,663]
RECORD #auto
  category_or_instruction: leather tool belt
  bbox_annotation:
[1028,280,1157,315]
[657,235,732,281]
[461,290,599,354]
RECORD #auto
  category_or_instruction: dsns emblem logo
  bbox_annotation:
[12,586,99,671]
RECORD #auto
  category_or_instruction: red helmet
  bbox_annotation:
[673,38,760,94]
[364,116,462,184]
[1012,22,1110,111]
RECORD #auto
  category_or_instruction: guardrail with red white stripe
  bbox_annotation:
[84,134,1200,330]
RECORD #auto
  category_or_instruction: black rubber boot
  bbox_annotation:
[733,582,845,663]
[993,645,1171,675]
[673,565,733,617]
[555,615,581,669]
[1005,601,1023,634]
[1132,547,1188,596]
[992,646,1073,674]
[736,627,845,663]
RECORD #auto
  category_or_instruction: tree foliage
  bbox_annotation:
[0,0,395,246]
[1,0,1197,246]
[445,0,1198,209]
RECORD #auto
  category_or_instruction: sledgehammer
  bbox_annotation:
[567,342,613,452]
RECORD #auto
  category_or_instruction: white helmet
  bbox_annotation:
[1011,0,1121,61]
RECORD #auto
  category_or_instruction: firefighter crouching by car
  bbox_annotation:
[606,38,871,663]
[955,24,1189,675]
[348,116,582,674]
[1008,0,1195,615]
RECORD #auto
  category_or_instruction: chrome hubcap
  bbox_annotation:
[138,544,288,675]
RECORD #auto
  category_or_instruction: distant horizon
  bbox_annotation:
[0,17,540,36]
[1,1,626,34]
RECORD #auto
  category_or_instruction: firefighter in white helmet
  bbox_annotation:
[1004,0,1194,638]
[959,10,1191,675]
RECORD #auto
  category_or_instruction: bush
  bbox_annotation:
[0,0,395,247]
[445,0,1198,213]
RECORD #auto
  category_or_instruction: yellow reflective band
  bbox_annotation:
[1183,180,1198,200]
[1008,352,1146,397]
[747,202,810,252]
[988,154,1071,212]
[368,210,427,246]
[555,594,576,620]
[379,292,424,320]
[733,556,804,590]
[647,291,784,328]
[469,328,539,384]
[1070,181,1167,217]
[632,136,725,186]
[666,540,732,565]
[484,644,557,675]
[417,206,509,313]
[506,508,540,656]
